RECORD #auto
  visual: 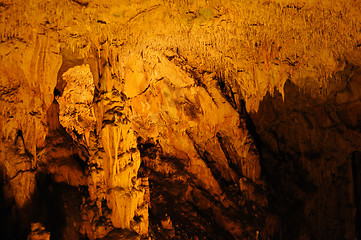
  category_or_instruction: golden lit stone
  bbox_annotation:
[1,0,361,239]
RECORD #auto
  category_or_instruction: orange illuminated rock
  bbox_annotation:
[0,0,361,239]
[27,223,50,240]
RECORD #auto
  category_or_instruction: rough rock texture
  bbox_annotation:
[1,0,361,239]
[131,51,266,239]
[27,222,50,240]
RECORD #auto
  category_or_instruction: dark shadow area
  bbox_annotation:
[0,169,84,240]
[138,137,262,240]
[0,163,33,240]
[352,151,361,240]
[250,80,361,239]
[32,172,84,240]
[0,164,19,239]
[32,173,67,240]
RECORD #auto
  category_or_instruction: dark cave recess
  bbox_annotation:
[250,79,361,240]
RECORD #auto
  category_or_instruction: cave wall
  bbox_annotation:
[251,77,361,239]
[1,0,361,239]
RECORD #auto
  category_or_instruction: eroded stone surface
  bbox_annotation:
[1,0,361,239]
[27,222,50,240]
[57,64,96,146]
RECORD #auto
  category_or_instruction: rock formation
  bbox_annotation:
[0,0,361,239]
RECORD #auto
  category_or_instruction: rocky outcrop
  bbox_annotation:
[80,50,149,239]
[27,223,50,240]
[130,50,267,239]
[1,0,361,239]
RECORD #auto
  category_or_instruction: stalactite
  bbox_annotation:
[0,0,361,239]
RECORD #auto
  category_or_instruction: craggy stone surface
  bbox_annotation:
[1,0,361,239]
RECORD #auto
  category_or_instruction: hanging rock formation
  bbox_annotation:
[1,0,361,239]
